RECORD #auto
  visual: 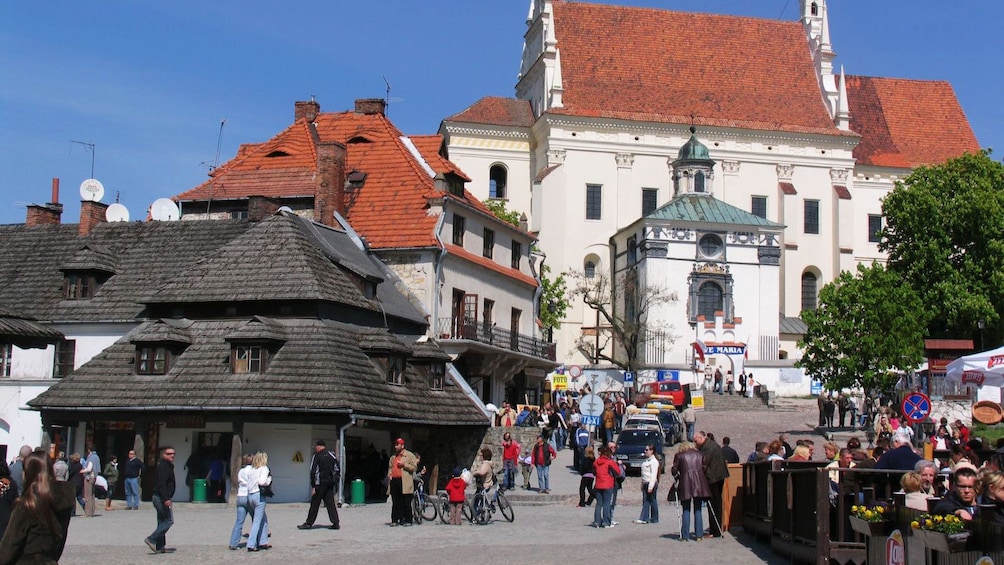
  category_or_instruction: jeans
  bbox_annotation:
[555,427,567,451]
[247,493,268,549]
[602,427,614,445]
[125,477,141,509]
[681,498,705,540]
[536,464,550,491]
[502,460,517,490]
[148,495,174,551]
[686,422,696,442]
[229,495,252,548]
[640,482,659,522]
[593,488,613,526]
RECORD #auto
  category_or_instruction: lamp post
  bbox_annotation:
[978,319,986,351]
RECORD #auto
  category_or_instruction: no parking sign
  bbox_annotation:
[900,392,931,424]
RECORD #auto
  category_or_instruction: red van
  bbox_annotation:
[638,380,685,409]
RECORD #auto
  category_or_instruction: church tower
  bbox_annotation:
[517,0,563,117]
[800,0,840,120]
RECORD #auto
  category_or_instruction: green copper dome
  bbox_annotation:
[677,126,711,161]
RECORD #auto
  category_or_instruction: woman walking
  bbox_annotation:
[672,441,711,542]
[0,451,76,563]
[577,445,596,507]
[591,445,622,528]
[246,452,272,552]
[228,454,254,550]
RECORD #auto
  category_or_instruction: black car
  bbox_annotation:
[657,410,684,446]
[614,428,665,475]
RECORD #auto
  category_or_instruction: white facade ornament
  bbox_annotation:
[776,164,795,180]
[830,168,849,183]
[547,149,566,165]
[722,160,741,175]
[615,153,635,168]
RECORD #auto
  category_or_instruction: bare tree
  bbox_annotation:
[567,267,678,373]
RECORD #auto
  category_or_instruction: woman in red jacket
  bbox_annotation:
[591,445,622,528]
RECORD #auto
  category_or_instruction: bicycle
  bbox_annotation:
[470,479,514,525]
[438,491,473,524]
[411,477,438,524]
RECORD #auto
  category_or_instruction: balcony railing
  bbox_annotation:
[436,318,556,361]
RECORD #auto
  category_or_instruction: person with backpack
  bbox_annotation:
[297,439,341,531]
[531,435,557,494]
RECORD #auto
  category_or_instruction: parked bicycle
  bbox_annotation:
[471,476,514,525]
[411,476,438,524]
[438,490,473,524]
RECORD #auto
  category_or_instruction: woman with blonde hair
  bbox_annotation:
[672,441,710,542]
[246,452,272,552]
[789,445,812,461]
[900,472,931,511]
[980,471,1004,524]
[228,454,254,550]
[0,451,76,563]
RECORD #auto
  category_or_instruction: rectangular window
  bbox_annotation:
[751,196,767,219]
[452,215,466,246]
[63,273,96,300]
[511,241,522,270]
[627,235,638,265]
[232,345,265,374]
[868,214,883,243]
[510,308,521,350]
[0,343,11,378]
[804,200,819,234]
[483,299,494,333]
[483,228,494,259]
[387,357,405,385]
[586,184,602,220]
[430,364,445,391]
[136,346,169,375]
[642,188,658,216]
[53,339,76,378]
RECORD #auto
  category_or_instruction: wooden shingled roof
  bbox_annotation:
[0,304,64,347]
[29,318,487,424]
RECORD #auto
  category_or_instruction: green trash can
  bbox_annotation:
[350,479,366,505]
[192,478,207,503]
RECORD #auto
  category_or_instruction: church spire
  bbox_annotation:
[800,0,839,119]
[835,66,850,130]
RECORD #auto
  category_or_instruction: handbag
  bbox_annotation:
[260,473,275,498]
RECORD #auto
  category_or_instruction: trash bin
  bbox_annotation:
[192,478,207,503]
[350,479,365,505]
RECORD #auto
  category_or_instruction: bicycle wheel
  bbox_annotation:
[462,498,473,523]
[497,491,515,522]
[411,495,424,524]
[438,493,451,524]
[472,493,490,525]
[420,494,438,522]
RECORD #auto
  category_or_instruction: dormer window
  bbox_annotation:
[430,363,445,390]
[136,345,170,375]
[232,344,268,374]
[376,356,405,385]
[63,272,107,300]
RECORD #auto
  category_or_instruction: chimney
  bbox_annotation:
[79,200,109,236]
[25,178,64,227]
[295,99,320,123]
[247,195,281,222]
[354,98,386,115]
[315,141,347,227]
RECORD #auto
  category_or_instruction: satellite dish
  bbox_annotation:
[150,198,180,221]
[79,178,105,202]
[105,202,130,222]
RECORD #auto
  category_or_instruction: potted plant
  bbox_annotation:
[848,504,889,536]
[911,513,971,553]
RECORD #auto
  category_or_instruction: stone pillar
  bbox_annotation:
[230,422,244,508]
[133,423,147,501]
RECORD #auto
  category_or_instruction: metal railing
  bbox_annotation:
[435,318,556,361]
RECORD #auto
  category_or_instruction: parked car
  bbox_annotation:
[614,427,665,475]
[638,380,685,408]
[656,409,684,446]
[623,413,661,429]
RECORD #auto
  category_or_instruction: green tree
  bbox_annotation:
[797,263,929,391]
[484,199,521,227]
[880,151,1004,346]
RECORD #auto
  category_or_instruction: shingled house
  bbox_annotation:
[174,98,557,409]
[11,207,487,502]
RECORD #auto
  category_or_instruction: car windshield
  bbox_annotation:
[618,431,661,445]
[658,412,679,426]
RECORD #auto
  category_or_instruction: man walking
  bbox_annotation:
[81,445,101,517]
[386,438,418,526]
[124,449,143,510]
[144,446,176,554]
[695,431,728,538]
[681,405,697,442]
[298,439,341,530]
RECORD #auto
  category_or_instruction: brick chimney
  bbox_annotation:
[79,200,109,236]
[25,178,63,227]
[247,195,282,222]
[295,99,320,123]
[354,98,386,115]
[315,141,346,227]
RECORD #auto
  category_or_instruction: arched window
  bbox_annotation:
[801,272,818,312]
[811,2,819,16]
[584,260,596,278]
[698,282,723,320]
[489,164,507,199]
[695,171,706,193]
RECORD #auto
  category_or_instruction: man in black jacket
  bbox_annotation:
[298,439,341,530]
[933,465,980,520]
[144,446,176,554]
[696,431,728,537]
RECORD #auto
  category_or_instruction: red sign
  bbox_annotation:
[885,530,905,565]
[900,392,932,424]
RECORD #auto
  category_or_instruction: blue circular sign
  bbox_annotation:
[900,392,931,424]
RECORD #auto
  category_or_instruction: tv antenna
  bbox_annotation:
[383,75,391,115]
[70,140,96,178]
[200,119,227,173]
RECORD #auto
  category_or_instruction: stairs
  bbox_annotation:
[701,391,770,412]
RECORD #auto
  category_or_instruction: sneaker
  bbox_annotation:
[611,521,620,526]
[328,525,340,530]
[144,538,157,553]
[633,519,648,524]
[296,524,313,530]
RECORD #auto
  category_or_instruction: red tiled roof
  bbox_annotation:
[446,96,535,128]
[548,1,846,136]
[924,339,974,351]
[779,182,797,195]
[833,185,851,200]
[846,76,980,168]
[444,244,538,288]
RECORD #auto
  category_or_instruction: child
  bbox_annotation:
[445,467,467,525]
[519,449,534,489]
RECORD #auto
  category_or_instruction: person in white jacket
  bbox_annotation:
[228,454,254,550]
[246,452,273,552]
[635,445,660,524]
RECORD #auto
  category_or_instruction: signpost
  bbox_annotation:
[900,392,932,425]
[623,371,634,385]
[578,394,604,418]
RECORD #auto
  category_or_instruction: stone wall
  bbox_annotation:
[930,399,972,427]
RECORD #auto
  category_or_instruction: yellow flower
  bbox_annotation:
[877,507,884,514]
[925,519,933,528]
[865,510,873,519]
[851,505,858,513]
[911,521,920,529]
[934,515,943,522]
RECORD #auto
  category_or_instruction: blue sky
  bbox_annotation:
[1,1,1000,226]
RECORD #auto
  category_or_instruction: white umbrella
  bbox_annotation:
[945,345,1004,388]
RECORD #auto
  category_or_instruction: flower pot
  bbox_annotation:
[916,529,971,553]
[849,516,888,536]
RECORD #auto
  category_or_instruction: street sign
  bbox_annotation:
[580,415,601,427]
[657,369,679,382]
[578,394,605,417]
[623,371,634,384]
[568,365,583,378]
[900,392,932,424]
[552,374,568,390]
